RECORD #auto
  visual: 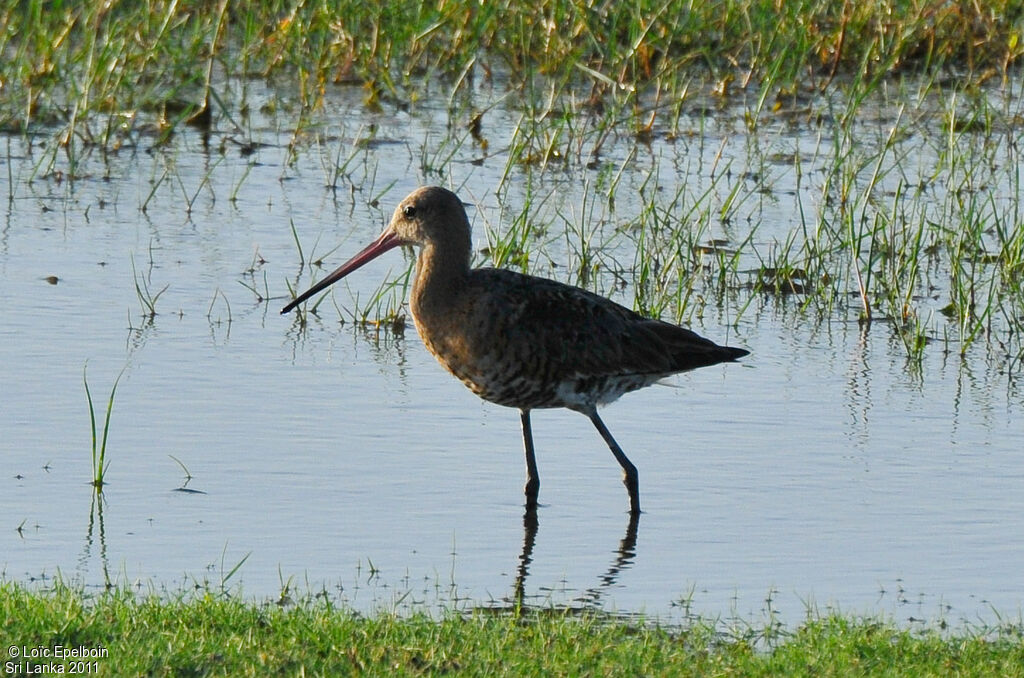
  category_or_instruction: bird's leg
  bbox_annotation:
[587,408,641,515]
[521,409,540,509]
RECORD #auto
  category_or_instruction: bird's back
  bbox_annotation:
[412,267,747,412]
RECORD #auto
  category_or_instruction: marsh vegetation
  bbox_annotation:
[3,0,1023,360]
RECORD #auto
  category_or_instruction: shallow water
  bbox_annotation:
[2,77,1022,628]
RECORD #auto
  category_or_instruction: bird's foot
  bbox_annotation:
[623,472,641,515]
[524,478,540,509]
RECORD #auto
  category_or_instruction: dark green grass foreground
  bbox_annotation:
[3,583,1024,676]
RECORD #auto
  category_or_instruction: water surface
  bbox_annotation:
[2,77,1022,628]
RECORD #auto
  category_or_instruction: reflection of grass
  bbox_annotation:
[3,580,1024,674]
[83,364,124,491]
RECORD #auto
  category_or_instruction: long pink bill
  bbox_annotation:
[281,230,404,314]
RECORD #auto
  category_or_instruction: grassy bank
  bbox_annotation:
[2,582,1024,676]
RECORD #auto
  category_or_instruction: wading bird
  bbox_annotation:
[283,187,748,514]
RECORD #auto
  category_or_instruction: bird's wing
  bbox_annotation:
[472,269,730,382]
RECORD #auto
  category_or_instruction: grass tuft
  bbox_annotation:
[82,364,125,491]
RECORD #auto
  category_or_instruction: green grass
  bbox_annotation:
[1,581,1023,676]
[82,364,124,491]
[2,0,1021,143]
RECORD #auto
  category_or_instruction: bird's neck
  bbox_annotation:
[411,242,470,320]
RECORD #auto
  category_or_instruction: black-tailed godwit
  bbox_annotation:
[283,186,748,514]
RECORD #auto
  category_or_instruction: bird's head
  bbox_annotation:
[281,186,471,314]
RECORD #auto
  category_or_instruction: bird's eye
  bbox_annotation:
[403,204,416,219]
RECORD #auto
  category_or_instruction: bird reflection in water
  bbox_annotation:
[492,507,640,615]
